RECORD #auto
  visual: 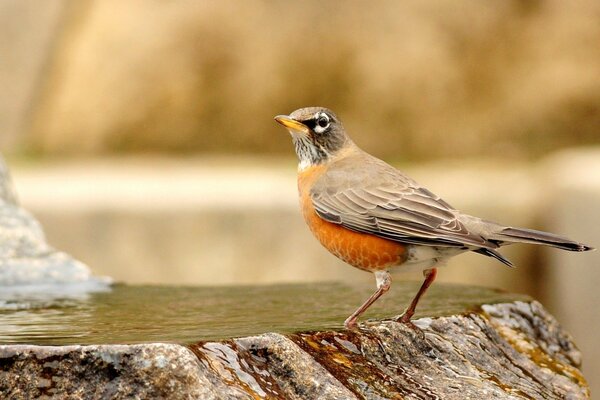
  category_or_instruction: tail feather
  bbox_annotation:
[474,248,515,268]
[492,227,594,252]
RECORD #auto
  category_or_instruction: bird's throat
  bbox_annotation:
[293,136,328,171]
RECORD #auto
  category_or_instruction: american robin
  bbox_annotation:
[275,106,594,329]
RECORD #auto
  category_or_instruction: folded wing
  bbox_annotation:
[310,156,497,249]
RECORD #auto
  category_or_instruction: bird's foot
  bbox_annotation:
[394,310,414,324]
[344,316,358,330]
[394,312,424,336]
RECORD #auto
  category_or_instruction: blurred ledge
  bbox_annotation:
[11,155,541,215]
[542,147,600,189]
[10,156,299,212]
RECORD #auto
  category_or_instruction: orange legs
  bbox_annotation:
[397,268,438,324]
[344,271,391,329]
[344,268,438,330]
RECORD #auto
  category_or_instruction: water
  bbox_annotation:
[0,282,527,345]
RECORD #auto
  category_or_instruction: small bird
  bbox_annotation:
[275,106,594,329]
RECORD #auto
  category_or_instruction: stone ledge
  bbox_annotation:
[0,343,208,399]
[0,300,589,399]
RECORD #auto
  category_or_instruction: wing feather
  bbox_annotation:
[310,153,494,249]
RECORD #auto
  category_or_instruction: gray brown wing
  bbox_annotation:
[310,156,496,249]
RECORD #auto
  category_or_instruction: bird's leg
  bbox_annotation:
[344,271,391,329]
[396,268,438,326]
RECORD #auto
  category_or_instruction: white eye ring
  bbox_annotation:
[314,112,330,133]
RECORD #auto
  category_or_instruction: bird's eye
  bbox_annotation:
[315,113,330,132]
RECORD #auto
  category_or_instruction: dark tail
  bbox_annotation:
[474,248,515,268]
[491,227,594,252]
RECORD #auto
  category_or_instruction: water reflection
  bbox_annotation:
[0,280,111,343]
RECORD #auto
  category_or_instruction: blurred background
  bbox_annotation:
[1,0,599,391]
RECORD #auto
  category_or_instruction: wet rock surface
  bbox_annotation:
[0,300,589,399]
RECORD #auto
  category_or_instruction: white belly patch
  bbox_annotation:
[390,245,467,273]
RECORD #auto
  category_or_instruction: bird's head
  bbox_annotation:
[275,107,352,170]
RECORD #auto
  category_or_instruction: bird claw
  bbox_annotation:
[393,310,413,324]
[344,318,358,330]
[394,313,423,334]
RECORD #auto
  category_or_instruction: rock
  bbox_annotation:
[0,344,212,399]
[0,158,17,205]
[0,154,110,287]
[0,300,589,399]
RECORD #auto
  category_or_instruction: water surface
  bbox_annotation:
[0,282,528,345]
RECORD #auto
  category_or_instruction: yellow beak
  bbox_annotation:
[274,115,309,135]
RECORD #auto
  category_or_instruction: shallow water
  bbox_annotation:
[0,282,528,345]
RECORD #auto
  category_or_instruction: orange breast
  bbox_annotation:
[298,165,408,272]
